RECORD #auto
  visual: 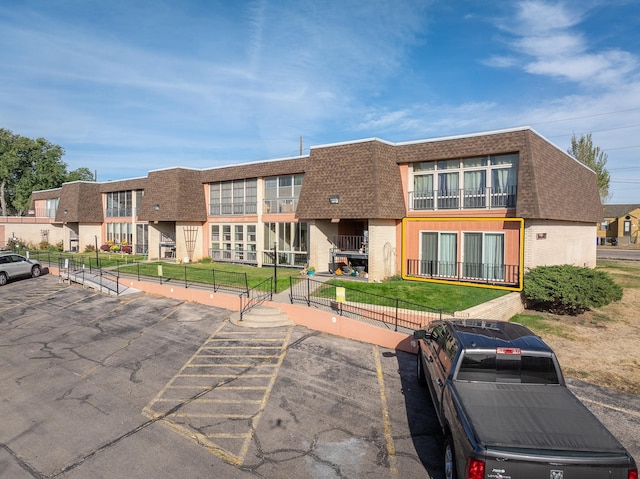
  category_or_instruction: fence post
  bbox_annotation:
[184,265,188,289]
[306,277,311,307]
[395,298,399,332]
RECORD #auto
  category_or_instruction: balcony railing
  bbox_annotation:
[209,202,258,216]
[209,248,258,264]
[263,197,298,214]
[408,186,517,211]
[262,251,308,267]
[105,207,133,218]
[406,259,520,286]
[332,235,367,253]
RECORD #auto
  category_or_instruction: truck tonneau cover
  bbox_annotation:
[455,382,627,454]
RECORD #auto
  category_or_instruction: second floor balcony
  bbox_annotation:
[209,202,258,216]
[408,186,517,211]
[263,197,298,214]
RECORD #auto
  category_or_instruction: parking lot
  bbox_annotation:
[1,274,638,478]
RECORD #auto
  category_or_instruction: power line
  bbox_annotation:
[529,107,640,126]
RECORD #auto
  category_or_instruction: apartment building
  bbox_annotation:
[2,127,603,291]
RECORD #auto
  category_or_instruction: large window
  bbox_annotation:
[263,221,308,266]
[209,179,257,216]
[411,153,518,210]
[107,222,133,245]
[463,232,504,280]
[264,174,304,213]
[210,223,257,262]
[45,198,59,218]
[420,232,457,277]
[106,191,133,217]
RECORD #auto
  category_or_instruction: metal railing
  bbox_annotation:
[239,277,273,320]
[408,186,517,211]
[332,235,367,252]
[406,259,520,286]
[288,277,442,332]
[58,257,121,295]
[209,248,258,264]
[263,197,298,214]
[209,202,258,216]
[262,251,308,267]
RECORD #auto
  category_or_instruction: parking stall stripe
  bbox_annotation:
[143,322,293,466]
[373,345,399,478]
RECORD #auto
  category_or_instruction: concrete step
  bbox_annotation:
[229,306,293,328]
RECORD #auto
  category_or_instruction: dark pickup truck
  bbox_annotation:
[414,319,637,479]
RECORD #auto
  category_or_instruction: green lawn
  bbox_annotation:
[19,248,510,313]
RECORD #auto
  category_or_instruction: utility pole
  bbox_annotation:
[300,136,303,156]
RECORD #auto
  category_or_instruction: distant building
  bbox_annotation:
[599,204,640,246]
[1,127,603,291]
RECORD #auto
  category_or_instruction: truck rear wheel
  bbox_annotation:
[444,435,456,479]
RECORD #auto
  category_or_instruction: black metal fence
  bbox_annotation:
[406,259,520,287]
[58,257,122,295]
[239,277,273,320]
[288,277,442,331]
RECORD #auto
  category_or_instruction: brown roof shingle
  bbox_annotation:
[137,168,206,222]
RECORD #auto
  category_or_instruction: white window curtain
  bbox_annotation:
[484,234,504,280]
[438,172,459,208]
[464,171,486,207]
[414,174,434,209]
[439,233,457,277]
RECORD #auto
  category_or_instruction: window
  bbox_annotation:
[210,223,257,262]
[264,222,309,266]
[106,191,133,217]
[106,223,133,244]
[420,232,457,277]
[463,232,504,281]
[263,174,304,213]
[209,179,257,216]
[45,198,59,218]
[457,353,559,384]
[411,153,518,211]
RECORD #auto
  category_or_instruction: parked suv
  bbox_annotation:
[0,253,42,286]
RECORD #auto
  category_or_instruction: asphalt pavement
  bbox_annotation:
[0,274,637,478]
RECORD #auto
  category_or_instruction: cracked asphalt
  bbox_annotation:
[0,275,443,478]
[2,275,637,478]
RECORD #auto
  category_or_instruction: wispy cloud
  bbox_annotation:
[488,1,639,87]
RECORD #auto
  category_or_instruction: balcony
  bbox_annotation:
[209,202,258,216]
[406,259,520,286]
[409,186,517,211]
[263,198,297,214]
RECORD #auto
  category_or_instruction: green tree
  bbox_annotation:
[0,128,89,216]
[568,133,610,202]
[66,167,95,182]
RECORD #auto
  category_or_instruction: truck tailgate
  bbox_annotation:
[454,382,627,454]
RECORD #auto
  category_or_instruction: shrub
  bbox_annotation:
[523,265,623,315]
[200,257,213,263]
[100,244,110,252]
[110,244,120,252]
[84,244,96,253]
[55,240,64,252]
[39,241,50,250]
[121,245,132,254]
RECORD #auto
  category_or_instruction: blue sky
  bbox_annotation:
[1,0,640,203]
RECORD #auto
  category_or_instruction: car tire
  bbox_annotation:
[444,435,456,479]
[417,348,427,386]
[31,265,41,278]
[0,272,7,286]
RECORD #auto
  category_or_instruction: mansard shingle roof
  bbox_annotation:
[295,140,406,220]
[199,157,308,183]
[393,128,603,223]
[54,181,103,223]
[137,168,206,222]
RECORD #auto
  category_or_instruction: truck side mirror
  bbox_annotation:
[413,330,427,340]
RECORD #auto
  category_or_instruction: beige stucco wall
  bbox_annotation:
[308,220,339,272]
[368,219,398,281]
[77,224,102,252]
[524,220,597,269]
[0,221,64,249]
[176,222,204,262]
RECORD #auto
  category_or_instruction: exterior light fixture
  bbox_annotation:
[329,195,339,204]
[153,204,160,211]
